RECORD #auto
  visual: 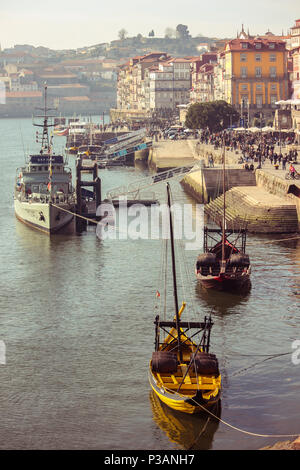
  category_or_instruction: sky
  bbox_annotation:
[1,0,299,50]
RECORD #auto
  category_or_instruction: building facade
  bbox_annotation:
[190,53,217,103]
[116,52,170,111]
[116,53,191,113]
[222,34,289,124]
[145,58,191,110]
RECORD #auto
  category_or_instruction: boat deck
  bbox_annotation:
[154,367,220,394]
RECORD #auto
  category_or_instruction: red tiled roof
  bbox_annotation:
[47,83,86,88]
[38,73,77,78]
[61,96,90,101]
[167,58,191,63]
[6,91,42,98]
[226,37,286,52]
[19,69,34,75]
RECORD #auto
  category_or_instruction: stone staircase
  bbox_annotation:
[204,186,299,233]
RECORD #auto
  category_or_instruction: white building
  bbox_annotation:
[145,58,191,110]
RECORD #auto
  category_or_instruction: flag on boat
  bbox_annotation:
[156,290,160,298]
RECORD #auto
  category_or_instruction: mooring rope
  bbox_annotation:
[161,385,299,439]
[51,203,300,245]
[52,203,299,439]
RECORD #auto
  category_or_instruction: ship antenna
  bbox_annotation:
[221,136,226,265]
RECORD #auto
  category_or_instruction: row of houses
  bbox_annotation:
[115,21,300,129]
[0,57,119,117]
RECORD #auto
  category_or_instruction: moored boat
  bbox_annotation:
[195,228,251,291]
[195,141,251,292]
[149,183,221,414]
[14,86,75,234]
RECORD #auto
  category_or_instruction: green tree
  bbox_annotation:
[148,30,155,37]
[176,24,190,39]
[185,101,239,131]
[118,29,127,40]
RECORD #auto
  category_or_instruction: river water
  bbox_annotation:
[0,117,299,450]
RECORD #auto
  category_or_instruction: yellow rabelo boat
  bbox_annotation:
[149,183,221,414]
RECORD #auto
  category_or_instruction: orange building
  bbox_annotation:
[223,31,289,125]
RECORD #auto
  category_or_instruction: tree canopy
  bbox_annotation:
[176,24,191,39]
[118,29,127,40]
[185,101,240,132]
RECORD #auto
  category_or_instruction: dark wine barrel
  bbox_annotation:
[152,351,178,373]
[196,253,217,267]
[228,253,250,266]
[190,352,219,375]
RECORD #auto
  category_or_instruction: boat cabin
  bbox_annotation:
[15,154,72,202]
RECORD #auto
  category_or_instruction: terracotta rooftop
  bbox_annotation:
[38,73,77,78]
[61,96,90,101]
[226,37,286,52]
[167,57,191,63]
[6,91,42,98]
[47,83,86,88]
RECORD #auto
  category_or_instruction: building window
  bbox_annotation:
[256,95,263,108]
[255,42,262,49]
[271,95,277,107]
[269,43,275,49]
[241,84,248,91]
[270,53,276,62]
[240,53,247,62]
[270,84,277,91]
[255,67,262,78]
[241,67,247,78]
[256,84,263,91]
[241,42,248,49]
[270,67,277,78]
[255,54,262,62]
[241,95,249,106]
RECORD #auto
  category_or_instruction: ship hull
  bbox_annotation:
[14,199,74,234]
[196,271,251,291]
[149,369,221,414]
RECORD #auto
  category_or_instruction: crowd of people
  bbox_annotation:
[198,128,298,173]
[104,118,299,177]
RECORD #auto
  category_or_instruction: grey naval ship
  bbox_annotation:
[14,86,75,234]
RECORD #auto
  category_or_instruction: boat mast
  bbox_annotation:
[41,85,50,152]
[34,84,54,197]
[166,183,182,360]
[221,139,226,265]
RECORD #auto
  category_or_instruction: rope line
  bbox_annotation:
[161,385,299,439]
[52,202,299,439]
[52,203,300,245]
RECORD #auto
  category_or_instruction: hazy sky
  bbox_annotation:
[1,0,299,50]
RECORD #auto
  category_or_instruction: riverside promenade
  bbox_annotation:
[147,138,300,233]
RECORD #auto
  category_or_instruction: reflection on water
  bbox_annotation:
[149,391,221,450]
[195,280,251,315]
[1,118,300,450]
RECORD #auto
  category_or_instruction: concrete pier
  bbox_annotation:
[134,147,149,162]
[181,167,257,204]
[148,140,198,171]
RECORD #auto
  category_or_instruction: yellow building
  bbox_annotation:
[223,32,288,125]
